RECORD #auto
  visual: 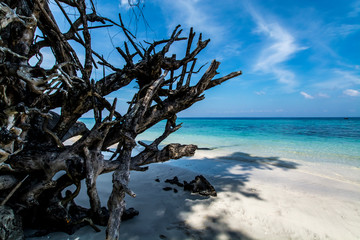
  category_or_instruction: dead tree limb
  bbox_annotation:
[0,1,242,239]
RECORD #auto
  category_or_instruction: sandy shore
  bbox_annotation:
[26,149,360,240]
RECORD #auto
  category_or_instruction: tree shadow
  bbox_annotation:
[218,151,299,170]
[25,151,300,239]
[167,150,300,201]
[141,150,301,239]
[165,217,253,240]
[120,168,255,240]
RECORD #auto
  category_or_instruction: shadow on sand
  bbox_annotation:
[146,150,301,239]
[168,150,299,200]
[25,151,300,240]
[218,151,299,170]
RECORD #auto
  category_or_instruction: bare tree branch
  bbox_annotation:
[0,1,242,239]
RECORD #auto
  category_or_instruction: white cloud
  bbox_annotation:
[325,24,360,37]
[300,91,314,99]
[314,69,360,89]
[343,89,360,96]
[119,0,130,9]
[272,69,297,90]
[119,0,143,10]
[255,91,266,95]
[158,0,225,44]
[338,24,360,36]
[318,93,330,98]
[247,4,305,92]
[349,0,360,17]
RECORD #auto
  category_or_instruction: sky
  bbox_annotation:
[47,0,360,117]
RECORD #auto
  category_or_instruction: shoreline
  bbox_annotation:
[26,149,360,240]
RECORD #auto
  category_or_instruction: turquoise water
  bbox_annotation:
[80,118,360,167]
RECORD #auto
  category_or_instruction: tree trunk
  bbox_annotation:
[0,1,242,239]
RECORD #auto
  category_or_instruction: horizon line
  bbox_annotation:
[79,116,360,119]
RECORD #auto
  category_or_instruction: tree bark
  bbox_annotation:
[0,1,242,239]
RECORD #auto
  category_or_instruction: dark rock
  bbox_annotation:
[165,176,184,187]
[0,205,24,240]
[159,234,167,239]
[183,181,191,191]
[155,178,160,182]
[173,188,178,193]
[184,175,217,197]
[163,187,172,191]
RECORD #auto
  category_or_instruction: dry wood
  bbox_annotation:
[0,1,242,239]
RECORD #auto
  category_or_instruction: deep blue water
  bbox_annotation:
[81,118,360,167]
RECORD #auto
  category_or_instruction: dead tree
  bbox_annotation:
[0,0,242,239]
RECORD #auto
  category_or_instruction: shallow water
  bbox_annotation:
[81,118,360,168]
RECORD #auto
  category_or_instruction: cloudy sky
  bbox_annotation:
[50,0,360,117]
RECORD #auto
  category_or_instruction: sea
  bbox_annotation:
[80,117,360,168]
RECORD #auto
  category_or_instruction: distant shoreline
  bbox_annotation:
[78,117,360,168]
[79,116,360,120]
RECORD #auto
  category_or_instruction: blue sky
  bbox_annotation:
[48,0,360,117]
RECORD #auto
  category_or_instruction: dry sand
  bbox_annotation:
[26,149,360,240]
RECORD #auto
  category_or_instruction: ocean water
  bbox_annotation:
[80,118,360,168]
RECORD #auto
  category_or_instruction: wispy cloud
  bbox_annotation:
[318,93,330,98]
[325,24,360,37]
[158,0,224,43]
[343,89,360,96]
[118,0,143,10]
[314,69,360,89]
[255,91,266,95]
[300,91,314,99]
[119,0,129,8]
[349,0,360,17]
[246,4,305,92]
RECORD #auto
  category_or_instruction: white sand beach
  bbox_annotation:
[27,149,360,240]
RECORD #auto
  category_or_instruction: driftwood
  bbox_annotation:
[0,1,241,239]
[0,206,24,240]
